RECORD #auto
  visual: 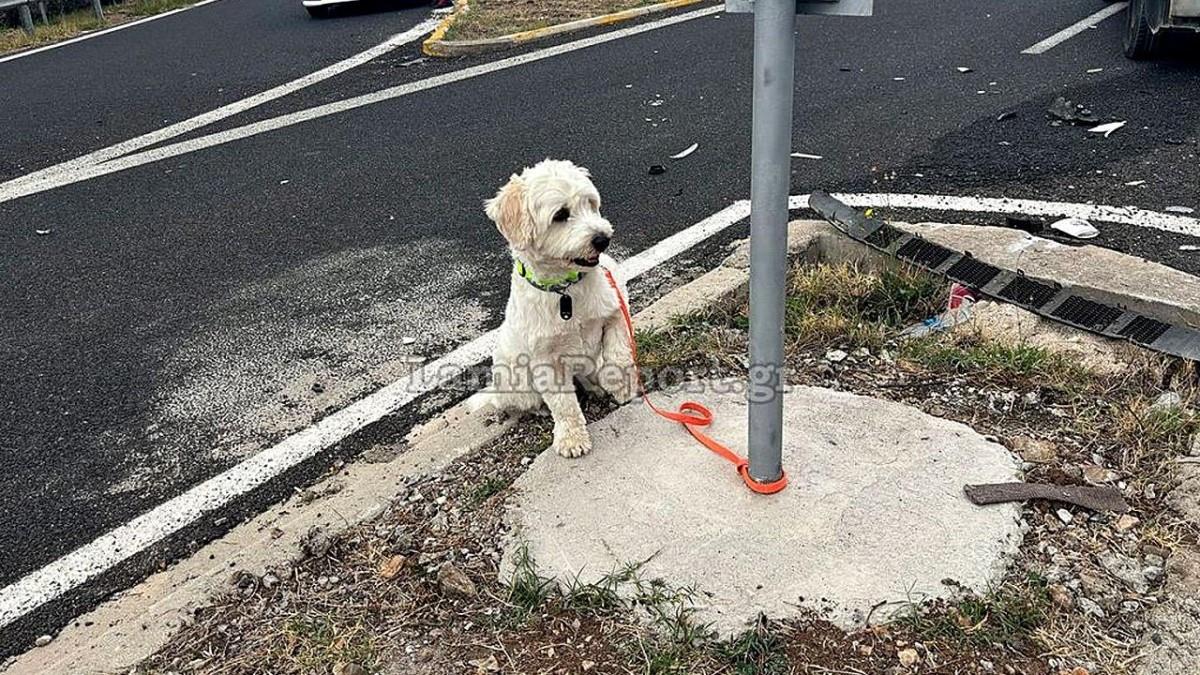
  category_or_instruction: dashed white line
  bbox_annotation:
[0,4,724,206]
[0,0,223,65]
[2,16,442,197]
[1022,2,1128,55]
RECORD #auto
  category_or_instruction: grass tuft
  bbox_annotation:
[900,574,1051,648]
[714,615,790,675]
[445,0,666,41]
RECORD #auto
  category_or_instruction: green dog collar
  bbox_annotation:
[514,258,584,294]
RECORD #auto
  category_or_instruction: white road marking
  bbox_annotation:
[0,197,751,630]
[2,16,442,196]
[0,0,222,66]
[1022,2,1128,55]
[791,193,1200,239]
[0,5,724,206]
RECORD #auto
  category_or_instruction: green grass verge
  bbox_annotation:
[444,0,665,41]
[1,0,198,55]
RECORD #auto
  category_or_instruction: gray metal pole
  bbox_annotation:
[747,0,795,484]
[18,3,35,34]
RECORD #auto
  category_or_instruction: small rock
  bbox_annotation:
[1143,566,1165,583]
[1098,550,1149,594]
[1048,584,1073,610]
[1022,391,1041,406]
[311,382,325,394]
[261,572,280,589]
[897,647,920,667]
[401,336,417,345]
[333,664,368,675]
[1056,508,1074,525]
[1012,436,1056,464]
[1078,597,1106,618]
[1145,483,1158,500]
[33,635,52,648]
[1120,600,1141,613]
[1082,465,1120,485]
[1114,514,1140,532]
[582,660,596,672]
[468,654,500,672]
[438,563,477,598]
[379,554,408,580]
[825,349,849,363]
[1153,391,1182,410]
[1188,434,1200,457]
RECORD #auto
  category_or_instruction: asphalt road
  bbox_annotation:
[1,0,1198,654]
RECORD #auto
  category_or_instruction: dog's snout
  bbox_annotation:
[591,234,611,252]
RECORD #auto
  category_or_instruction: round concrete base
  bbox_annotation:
[503,381,1022,635]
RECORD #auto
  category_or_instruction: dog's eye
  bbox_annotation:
[553,208,570,223]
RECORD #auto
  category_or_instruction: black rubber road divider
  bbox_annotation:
[808,191,1200,361]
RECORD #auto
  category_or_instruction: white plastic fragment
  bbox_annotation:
[669,143,699,160]
[1086,68,1104,74]
[1124,180,1146,186]
[790,153,823,160]
[1179,245,1200,252]
[1049,217,1099,239]
[1088,121,1126,137]
[1165,206,1195,214]
[956,66,972,73]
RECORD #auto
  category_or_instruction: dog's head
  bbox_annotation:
[484,159,613,270]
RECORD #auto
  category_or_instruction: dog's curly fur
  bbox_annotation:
[468,159,638,458]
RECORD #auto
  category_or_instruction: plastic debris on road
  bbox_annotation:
[669,143,698,160]
[956,66,972,73]
[1088,121,1126,138]
[1050,217,1100,239]
[790,153,823,160]
[900,283,977,338]
[1048,96,1099,124]
[1165,206,1196,214]
[1125,180,1146,186]
[1180,245,1200,252]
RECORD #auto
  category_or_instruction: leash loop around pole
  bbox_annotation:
[602,268,788,495]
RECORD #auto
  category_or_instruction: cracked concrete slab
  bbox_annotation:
[503,380,1023,635]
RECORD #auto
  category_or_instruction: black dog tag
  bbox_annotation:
[559,294,573,320]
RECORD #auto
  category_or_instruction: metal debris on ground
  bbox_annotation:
[1088,121,1126,138]
[963,482,1130,513]
[670,142,699,160]
[1049,217,1099,239]
[1047,96,1098,124]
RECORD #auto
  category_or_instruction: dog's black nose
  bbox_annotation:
[591,234,611,252]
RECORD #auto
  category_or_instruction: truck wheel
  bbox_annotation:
[1124,0,1159,59]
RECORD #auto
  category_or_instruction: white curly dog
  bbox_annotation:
[468,159,639,458]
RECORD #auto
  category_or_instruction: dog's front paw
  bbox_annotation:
[552,427,592,458]
[606,377,638,405]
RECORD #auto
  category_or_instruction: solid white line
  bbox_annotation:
[792,193,1200,239]
[2,16,442,196]
[0,5,724,206]
[0,0,222,66]
[0,197,753,630]
[1021,2,1128,54]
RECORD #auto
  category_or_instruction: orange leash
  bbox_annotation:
[603,268,788,495]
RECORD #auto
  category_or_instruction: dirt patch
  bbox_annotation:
[444,0,666,41]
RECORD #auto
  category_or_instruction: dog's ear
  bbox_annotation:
[485,175,533,248]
